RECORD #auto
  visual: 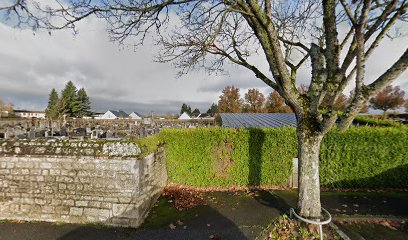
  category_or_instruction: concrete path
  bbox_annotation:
[0,190,407,240]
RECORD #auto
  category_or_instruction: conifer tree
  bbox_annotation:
[45,88,59,118]
[73,88,92,117]
[60,81,78,117]
[206,103,218,114]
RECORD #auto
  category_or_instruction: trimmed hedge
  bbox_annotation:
[159,126,408,188]
[353,116,403,127]
[320,127,408,188]
[159,128,297,187]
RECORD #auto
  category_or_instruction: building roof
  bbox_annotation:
[109,110,129,118]
[14,110,45,113]
[219,113,297,128]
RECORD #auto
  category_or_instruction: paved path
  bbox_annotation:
[0,190,407,240]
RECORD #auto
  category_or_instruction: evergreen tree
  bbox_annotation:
[73,88,92,117]
[60,81,78,117]
[45,88,59,118]
[206,103,218,114]
[180,103,192,115]
[48,98,67,119]
[192,108,200,114]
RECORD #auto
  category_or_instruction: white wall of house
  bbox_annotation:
[16,112,46,118]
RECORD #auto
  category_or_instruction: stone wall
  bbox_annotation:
[0,140,167,228]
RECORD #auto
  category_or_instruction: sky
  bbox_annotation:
[0,14,407,115]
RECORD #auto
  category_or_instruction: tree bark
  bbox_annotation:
[296,117,324,218]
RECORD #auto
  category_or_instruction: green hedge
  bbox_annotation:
[320,127,408,188]
[159,127,297,187]
[159,126,408,188]
[353,116,403,127]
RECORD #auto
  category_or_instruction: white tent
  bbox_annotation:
[178,112,192,120]
[129,112,143,120]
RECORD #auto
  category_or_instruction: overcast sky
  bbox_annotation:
[0,16,407,114]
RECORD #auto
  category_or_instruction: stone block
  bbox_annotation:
[70,207,83,216]
[84,208,110,219]
[88,201,101,208]
[75,200,88,207]
[112,204,138,218]
[40,162,52,169]
[110,217,130,226]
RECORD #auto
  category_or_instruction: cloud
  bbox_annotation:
[0,14,407,115]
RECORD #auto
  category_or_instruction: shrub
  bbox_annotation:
[159,127,297,187]
[320,127,408,188]
[353,116,403,127]
[158,126,408,188]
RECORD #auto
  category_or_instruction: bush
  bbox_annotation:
[320,127,408,188]
[159,126,408,189]
[353,116,403,127]
[159,127,297,187]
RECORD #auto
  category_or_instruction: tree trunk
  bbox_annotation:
[296,118,324,218]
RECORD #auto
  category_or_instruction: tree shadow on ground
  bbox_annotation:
[251,190,294,215]
[322,164,408,217]
[56,202,248,240]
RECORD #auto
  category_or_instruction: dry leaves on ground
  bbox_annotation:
[162,186,205,211]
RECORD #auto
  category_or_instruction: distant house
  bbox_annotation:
[197,113,214,119]
[219,113,296,128]
[129,112,143,120]
[178,112,192,120]
[14,110,46,119]
[96,110,129,119]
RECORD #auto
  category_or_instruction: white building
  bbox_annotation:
[95,110,129,119]
[129,112,143,120]
[14,110,46,119]
[178,112,192,120]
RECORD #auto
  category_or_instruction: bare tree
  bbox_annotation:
[2,0,407,218]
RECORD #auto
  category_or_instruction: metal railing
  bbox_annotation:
[290,207,332,240]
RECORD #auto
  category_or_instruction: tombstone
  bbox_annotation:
[106,131,114,139]
[37,130,46,137]
[16,133,27,139]
[91,130,103,139]
[39,120,47,129]
[44,131,49,138]
[143,118,153,125]
[60,127,67,136]
[28,130,36,139]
